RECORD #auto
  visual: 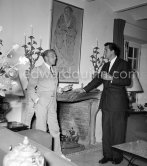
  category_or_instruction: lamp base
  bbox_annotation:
[128,92,136,109]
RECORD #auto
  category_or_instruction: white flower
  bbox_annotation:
[32,54,38,59]
[19,56,29,65]
[11,81,18,86]
[12,44,19,51]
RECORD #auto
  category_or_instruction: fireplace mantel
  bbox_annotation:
[57,89,101,102]
[57,89,101,145]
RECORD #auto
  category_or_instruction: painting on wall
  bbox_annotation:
[50,0,84,83]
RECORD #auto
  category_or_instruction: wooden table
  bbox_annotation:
[112,140,147,166]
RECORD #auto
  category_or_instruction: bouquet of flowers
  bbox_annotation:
[90,42,105,73]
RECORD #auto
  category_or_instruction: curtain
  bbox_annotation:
[113,19,126,59]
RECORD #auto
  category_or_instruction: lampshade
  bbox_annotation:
[126,72,143,92]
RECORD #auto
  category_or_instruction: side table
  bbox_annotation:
[112,140,147,166]
[127,110,147,117]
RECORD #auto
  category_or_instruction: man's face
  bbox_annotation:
[45,52,57,66]
[103,45,113,60]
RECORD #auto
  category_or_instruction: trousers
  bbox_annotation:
[102,110,126,159]
[24,91,62,155]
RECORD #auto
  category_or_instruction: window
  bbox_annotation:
[124,40,141,104]
[124,41,141,72]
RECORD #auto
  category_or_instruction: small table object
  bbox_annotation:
[128,109,147,114]
[7,121,29,132]
[112,140,147,166]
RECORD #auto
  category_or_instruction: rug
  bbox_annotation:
[64,143,102,157]
[62,145,85,155]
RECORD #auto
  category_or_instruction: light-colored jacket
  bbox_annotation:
[27,63,58,103]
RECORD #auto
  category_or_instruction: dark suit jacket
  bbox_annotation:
[84,57,131,112]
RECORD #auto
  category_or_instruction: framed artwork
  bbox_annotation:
[50,0,84,83]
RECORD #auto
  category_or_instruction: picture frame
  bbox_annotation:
[50,0,84,83]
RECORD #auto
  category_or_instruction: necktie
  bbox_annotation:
[50,67,55,76]
[107,61,110,72]
[50,67,53,75]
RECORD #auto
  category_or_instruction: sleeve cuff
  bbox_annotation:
[82,88,86,92]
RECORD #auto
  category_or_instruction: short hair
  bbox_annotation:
[104,42,120,57]
[41,49,56,60]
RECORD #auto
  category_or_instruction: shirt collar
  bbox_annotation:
[110,56,117,64]
[44,62,51,70]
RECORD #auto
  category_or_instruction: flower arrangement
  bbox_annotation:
[0,44,20,96]
[90,41,105,73]
[61,127,79,143]
[22,26,43,73]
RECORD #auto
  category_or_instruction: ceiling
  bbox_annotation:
[103,0,147,13]
[87,0,147,30]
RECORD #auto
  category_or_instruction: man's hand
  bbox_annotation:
[101,71,113,81]
[67,88,85,101]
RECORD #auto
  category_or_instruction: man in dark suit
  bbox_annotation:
[76,42,131,164]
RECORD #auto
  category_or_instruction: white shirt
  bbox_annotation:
[44,62,54,74]
[44,62,63,93]
[109,56,117,72]
[44,62,51,70]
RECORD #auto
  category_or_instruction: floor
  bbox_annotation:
[67,144,147,166]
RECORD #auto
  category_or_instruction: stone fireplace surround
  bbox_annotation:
[57,90,101,146]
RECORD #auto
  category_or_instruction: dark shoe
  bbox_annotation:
[112,159,123,164]
[99,157,113,164]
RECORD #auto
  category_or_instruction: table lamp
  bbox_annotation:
[126,72,143,108]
